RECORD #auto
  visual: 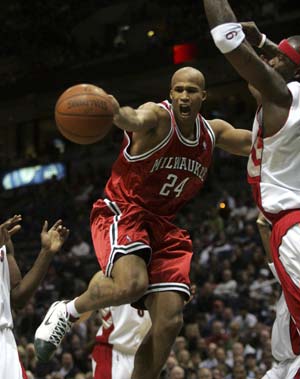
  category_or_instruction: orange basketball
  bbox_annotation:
[55,84,114,144]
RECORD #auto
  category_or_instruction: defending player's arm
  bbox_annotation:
[110,96,160,133]
[241,22,280,60]
[210,119,252,156]
[202,0,291,106]
[256,212,272,263]
[6,218,69,309]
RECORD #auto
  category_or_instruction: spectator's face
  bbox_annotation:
[62,353,73,367]
[233,365,247,379]
[212,368,222,379]
[216,348,226,362]
[198,368,213,379]
[170,366,185,379]
[166,356,178,370]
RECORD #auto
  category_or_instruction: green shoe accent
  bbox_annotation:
[34,339,56,362]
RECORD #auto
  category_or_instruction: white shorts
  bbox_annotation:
[92,345,134,379]
[262,356,300,379]
[0,328,26,379]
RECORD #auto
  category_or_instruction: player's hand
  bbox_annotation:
[185,284,197,305]
[0,214,22,248]
[108,95,120,116]
[256,212,270,229]
[241,21,263,47]
[41,220,69,255]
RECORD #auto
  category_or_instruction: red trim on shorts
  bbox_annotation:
[93,343,113,379]
[271,211,300,354]
[92,310,115,378]
[294,368,300,379]
[290,317,300,355]
[19,357,28,379]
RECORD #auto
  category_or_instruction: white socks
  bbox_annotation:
[66,298,81,318]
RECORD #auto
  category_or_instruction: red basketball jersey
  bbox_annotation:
[102,100,215,220]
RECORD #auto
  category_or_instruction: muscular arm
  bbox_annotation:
[7,219,69,309]
[8,248,55,309]
[210,119,252,156]
[113,102,160,133]
[203,0,291,106]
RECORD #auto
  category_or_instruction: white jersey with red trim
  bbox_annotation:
[95,304,151,355]
[247,81,300,223]
[268,263,299,361]
[0,245,13,329]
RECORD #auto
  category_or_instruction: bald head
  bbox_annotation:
[171,67,206,90]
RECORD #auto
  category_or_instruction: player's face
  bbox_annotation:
[170,80,206,123]
[267,52,296,81]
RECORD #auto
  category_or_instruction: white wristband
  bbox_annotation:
[211,22,245,54]
[258,33,267,48]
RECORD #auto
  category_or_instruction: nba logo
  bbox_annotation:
[0,248,4,262]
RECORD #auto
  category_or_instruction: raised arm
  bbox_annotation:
[209,119,252,156]
[7,219,69,309]
[203,0,291,107]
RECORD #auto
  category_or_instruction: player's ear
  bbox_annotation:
[202,90,207,101]
[169,89,173,100]
[294,66,300,80]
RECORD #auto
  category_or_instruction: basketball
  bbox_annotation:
[55,84,114,144]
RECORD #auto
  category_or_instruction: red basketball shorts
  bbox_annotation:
[90,198,192,303]
[270,210,300,354]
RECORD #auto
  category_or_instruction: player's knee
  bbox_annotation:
[154,311,183,337]
[125,274,148,301]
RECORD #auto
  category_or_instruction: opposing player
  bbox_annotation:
[202,0,300,361]
[0,215,69,379]
[257,213,300,379]
[92,304,151,379]
[35,66,252,379]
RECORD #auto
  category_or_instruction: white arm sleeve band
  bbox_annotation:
[211,23,245,54]
[268,263,280,284]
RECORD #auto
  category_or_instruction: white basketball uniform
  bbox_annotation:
[91,304,151,379]
[0,245,27,379]
[248,81,300,344]
[262,263,300,379]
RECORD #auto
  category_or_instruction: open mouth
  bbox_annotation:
[179,104,191,116]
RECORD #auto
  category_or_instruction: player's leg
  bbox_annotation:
[1,330,27,379]
[131,291,185,379]
[270,217,300,333]
[35,254,148,362]
[75,255,148,312]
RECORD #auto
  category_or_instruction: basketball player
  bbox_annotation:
[35,66,252,379]
[257,213,300,379]
[0,215,69,379]
[92,304,151,379]
[202,0,300,367]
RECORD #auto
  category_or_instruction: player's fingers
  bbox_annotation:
[42,220,48,233]
[51,219,63,230]
[8,225,22,236]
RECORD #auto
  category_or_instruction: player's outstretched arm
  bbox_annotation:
[203,0,290,106]
[109,95,160,133]
[8,219,69,309]
[210,119,252,156]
